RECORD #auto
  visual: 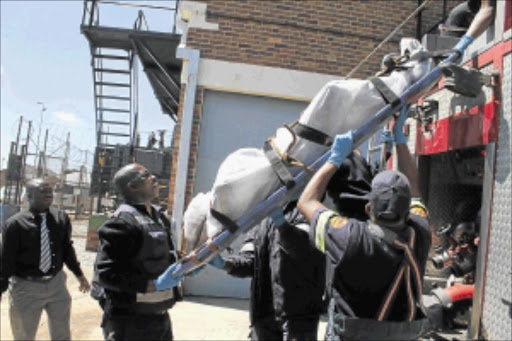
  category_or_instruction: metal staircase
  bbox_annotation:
[81,0,181,209]
[93,49,135,147]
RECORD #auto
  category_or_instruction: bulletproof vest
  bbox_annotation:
[327,219,429,340]
[112,204,176,313]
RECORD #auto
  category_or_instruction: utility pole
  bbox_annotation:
[5,117,24,204]
[17,121,32,204]
[58,132,71,209]
[35,102,47,169]
[37,129,49,177]
[15,116,24,154]
[75,165,86,219]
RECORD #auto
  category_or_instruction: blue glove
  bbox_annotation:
[208,254,226,270]
[153,263,183,291]
[269,208,285,226]
[393,106,409,145]
[454,34,475,54]
[328,131,353,168]
[379,130,394,154]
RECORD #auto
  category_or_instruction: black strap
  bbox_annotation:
[369,77,401,107]
[293,122,333,146]
[263,140,296,189]
[210,209,240,234]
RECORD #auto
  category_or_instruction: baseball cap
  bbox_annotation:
[369,170,411,226]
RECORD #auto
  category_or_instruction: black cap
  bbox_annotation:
[369,170,411,226]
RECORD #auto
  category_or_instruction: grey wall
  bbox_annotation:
[184,90,308,298]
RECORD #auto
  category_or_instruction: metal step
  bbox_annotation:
[95,81,131,88]
[97,95,131,101]
[94,68,131,74]
[97,107,130,113]
[98,120,130,125]
[93,54,130,61]
[100,132,131,137]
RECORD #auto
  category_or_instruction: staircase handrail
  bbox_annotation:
[82,0,99,28]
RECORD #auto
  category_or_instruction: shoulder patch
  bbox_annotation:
[410,198,428,218]
[330,216,349,229]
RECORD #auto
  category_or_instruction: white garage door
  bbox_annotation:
[184,90,308,298]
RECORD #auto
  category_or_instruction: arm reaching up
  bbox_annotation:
[393,106,422,199]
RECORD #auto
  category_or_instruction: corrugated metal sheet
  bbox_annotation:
[481,51,512,341]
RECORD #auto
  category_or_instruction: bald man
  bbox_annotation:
[94,164,185,340]
[1,179,90,340]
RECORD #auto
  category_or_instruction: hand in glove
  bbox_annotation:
[327,131,353,168]
[380,129,394,154]
[153,263,183,291]
[208,254,226,270]
[393,105,409,145]
[269,208,285,226]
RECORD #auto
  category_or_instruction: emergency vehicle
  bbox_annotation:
[386,2,511,339]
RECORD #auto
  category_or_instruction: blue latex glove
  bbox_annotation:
[269,208,285,226]
[328,131,353,168]
[380,130,394,154]
[454,34,475,54]
[153,263,184,291]
[208,254,226,270]
[393,106,409,145]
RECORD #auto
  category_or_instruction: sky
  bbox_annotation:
[1,0,178,172]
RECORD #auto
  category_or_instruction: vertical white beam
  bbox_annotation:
[173,46,200,249]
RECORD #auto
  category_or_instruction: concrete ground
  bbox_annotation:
[1,219,327,340]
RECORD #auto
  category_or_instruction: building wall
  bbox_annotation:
[168,86,205,211]
[185,0,459,78]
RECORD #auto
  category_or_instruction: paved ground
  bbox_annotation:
[1,219,328,340]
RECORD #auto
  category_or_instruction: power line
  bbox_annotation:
[344,0,432,79]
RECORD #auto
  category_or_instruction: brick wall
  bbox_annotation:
[186,0,462,78]
[168,87,205,211]
[169,0,464,212]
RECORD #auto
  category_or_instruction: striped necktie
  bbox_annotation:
[39,213,52,273]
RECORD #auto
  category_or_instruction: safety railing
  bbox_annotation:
[81,0,179,33]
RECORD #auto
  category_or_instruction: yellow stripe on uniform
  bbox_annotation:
[410,198,428,218]
[315,210,337,253]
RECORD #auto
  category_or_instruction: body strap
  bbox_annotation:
[263,140,296,189]
[369,77,401,107]
[210,208,240,234]
[293,122,333,146]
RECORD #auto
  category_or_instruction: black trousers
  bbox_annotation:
[102,312,172,341]
[251,315,319,341]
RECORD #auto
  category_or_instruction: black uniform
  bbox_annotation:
[225,202,326,341]
[94,203,177,341]
[309,202,431,340]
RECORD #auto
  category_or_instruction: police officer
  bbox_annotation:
[297,107,432,340]
[209,200,325,341]
[94,163,191,341]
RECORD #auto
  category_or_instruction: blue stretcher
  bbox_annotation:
[171,48,462,278]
